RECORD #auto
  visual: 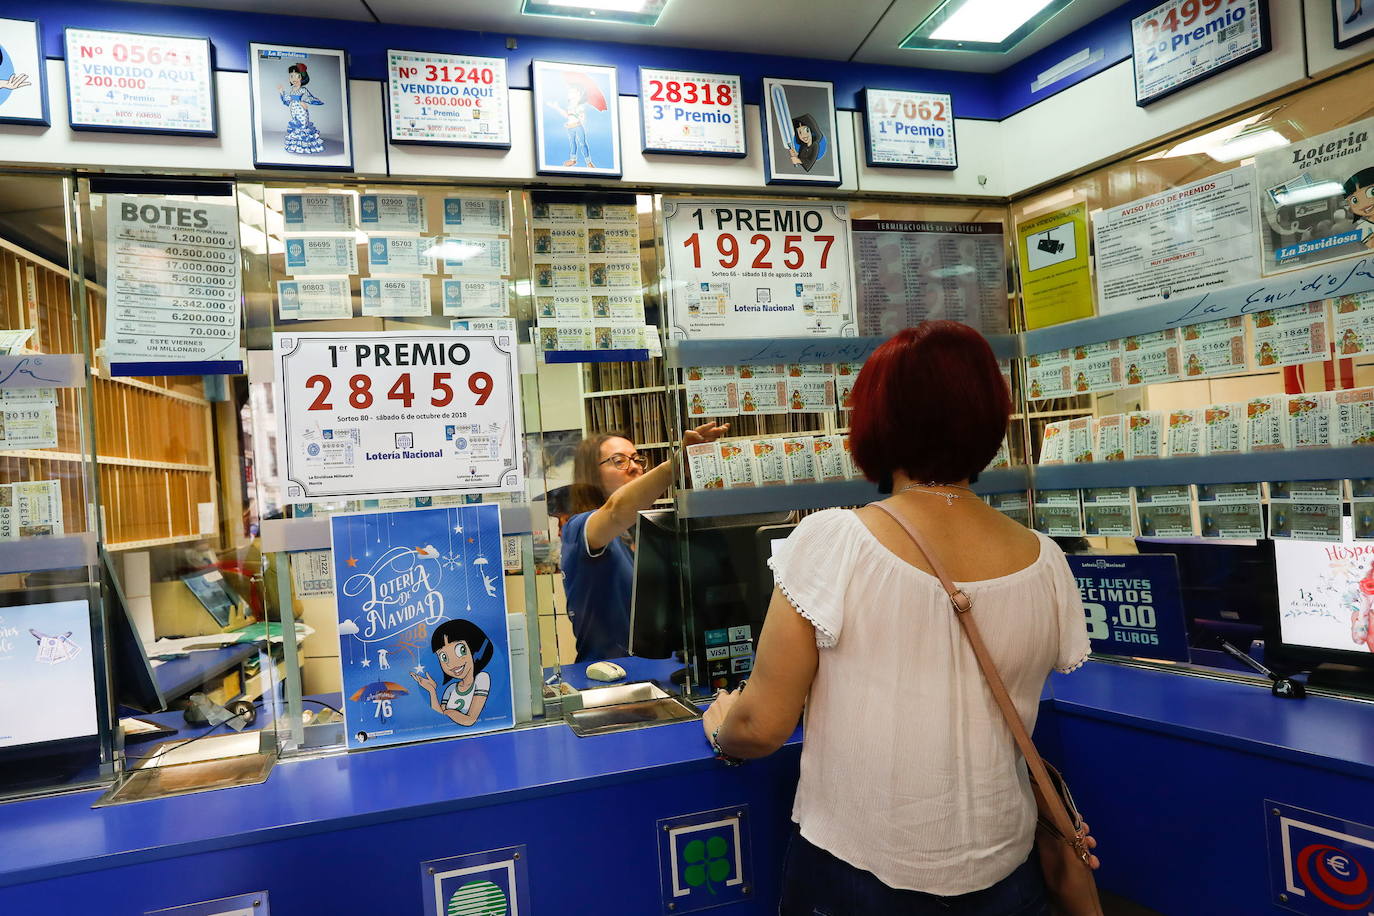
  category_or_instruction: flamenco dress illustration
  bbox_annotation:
[281,88,325,154]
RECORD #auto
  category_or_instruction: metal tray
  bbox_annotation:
[564,693,700,738]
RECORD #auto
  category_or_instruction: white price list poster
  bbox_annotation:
[385,50,510,147]
[638,67,746,157]
[273,331,523,501]
[861,89,956,169]
[105,195,243,374]
[64,28,216,135]
[663,197,857,340]
[1130,0,1269,106]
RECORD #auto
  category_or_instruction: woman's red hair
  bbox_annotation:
[849,321,1010,485]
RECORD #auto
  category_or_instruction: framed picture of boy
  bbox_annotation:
[531,60,622,178]
[248,43,353,170]
[761,77,841,187]
[0,18,47,126]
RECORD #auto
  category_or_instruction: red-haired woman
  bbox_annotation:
[702,321,1096,914]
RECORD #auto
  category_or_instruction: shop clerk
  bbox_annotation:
[562,423,728,661]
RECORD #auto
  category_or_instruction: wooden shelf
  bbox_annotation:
[1033,447,1374,491]
[106,533,211,552]
[90,367,210,406]
[0,451,212,473]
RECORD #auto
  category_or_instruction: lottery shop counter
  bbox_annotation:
[0,705,803,915]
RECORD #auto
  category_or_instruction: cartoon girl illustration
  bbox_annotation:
[277,62,325,155]
[787,113,827,172]
[0,45,33,103]
[412,618,493,727]
[1343,167,1374,250]
[546,72,608,168]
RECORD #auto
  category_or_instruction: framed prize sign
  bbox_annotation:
[63,28,216,135]
[861,88,956,170]
[638,67,746,157]
[0,17,48,126]
[761,76,841,187]
[385,49,511,148]
[1130,0,1270,106]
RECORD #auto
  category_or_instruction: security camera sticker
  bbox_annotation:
[1025,221,1077,272]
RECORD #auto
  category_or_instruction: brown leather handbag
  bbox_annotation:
[871,502,1103,916]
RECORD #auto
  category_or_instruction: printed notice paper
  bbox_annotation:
[105,194,242,372]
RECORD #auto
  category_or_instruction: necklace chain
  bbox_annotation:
[897,481,974,507]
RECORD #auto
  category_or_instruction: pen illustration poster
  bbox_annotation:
[332,504,514,750]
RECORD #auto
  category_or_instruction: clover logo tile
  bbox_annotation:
[658,806,752,913]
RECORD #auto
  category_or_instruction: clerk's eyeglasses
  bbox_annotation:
[599,452,649,471]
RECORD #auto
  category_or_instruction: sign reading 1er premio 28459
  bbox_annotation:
[663,198,856,340]
[64,28,216,135]
[274,331,522,501]
[386,50,510,147]
[1131,0,1270,106]
[862,89,956,169]
[639,68,745,157]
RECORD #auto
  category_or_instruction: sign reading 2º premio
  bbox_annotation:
[861,89,956,169]
[1067,554,1190,662]
[639,68,745,157]
[273,331,522,502]
[1130,0,1270,106]
[64,28,217,135]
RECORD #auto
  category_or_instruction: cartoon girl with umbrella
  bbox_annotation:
[545,71,607,168]
[277,62,325,155]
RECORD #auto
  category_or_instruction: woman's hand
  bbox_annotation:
[1,73,31,91]
[411,670,437,694]
[702,687,741,741]
[683,421,729,449]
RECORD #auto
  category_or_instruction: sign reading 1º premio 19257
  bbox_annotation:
[1068,554,1190,662]
[639,68,745,157]
[862,89,956,169]
[1131,0,1269,106]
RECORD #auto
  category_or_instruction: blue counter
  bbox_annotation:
[5,660,1374,914]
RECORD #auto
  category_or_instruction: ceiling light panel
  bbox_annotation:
[902,0,1074,53]
[522,0,668,25]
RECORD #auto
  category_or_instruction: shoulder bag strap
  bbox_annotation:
[869,501,1081,841]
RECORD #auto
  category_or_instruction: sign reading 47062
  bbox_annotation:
[273,331,523,502]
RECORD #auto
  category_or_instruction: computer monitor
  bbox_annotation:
[628,509,683,660]
[1135,536,1276,655]
[1267,517,1374,689]
[105,551,166,714]
[181,569,239,628]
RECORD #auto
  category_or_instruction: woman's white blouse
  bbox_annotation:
[769,508,1091,896]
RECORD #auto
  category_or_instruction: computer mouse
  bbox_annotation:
[586,661,627,682]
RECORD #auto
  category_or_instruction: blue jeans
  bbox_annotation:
[779,829,1050,916]
[567,125,590,162]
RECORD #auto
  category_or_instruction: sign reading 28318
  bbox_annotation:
[639,67,745,157]
[861,89,956,170]
[1131,0,1270,106]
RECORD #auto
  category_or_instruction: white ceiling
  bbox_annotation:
[120,0,1130,72]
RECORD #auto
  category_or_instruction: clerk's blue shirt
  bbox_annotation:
[560,510,633,662]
